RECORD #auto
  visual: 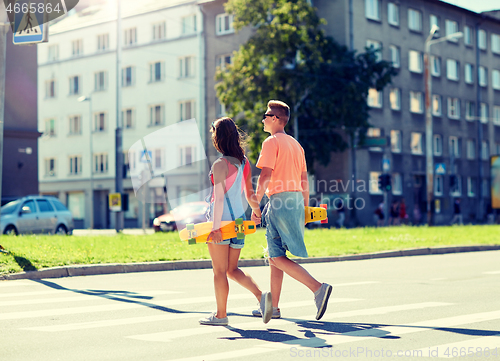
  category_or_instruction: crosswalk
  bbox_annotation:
[1,277,499,361]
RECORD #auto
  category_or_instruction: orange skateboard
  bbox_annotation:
[179,218,256,245]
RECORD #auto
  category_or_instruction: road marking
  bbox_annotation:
[414,334,500,358]
[24,298,362,332]
[0,281,32,287]
[127,302,450,343]
[483,271,500,275]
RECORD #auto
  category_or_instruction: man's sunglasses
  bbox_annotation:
[263,113,279,119]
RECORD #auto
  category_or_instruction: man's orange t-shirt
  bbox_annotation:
[256,133,307,197]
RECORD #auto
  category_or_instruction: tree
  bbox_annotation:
[216,0,397,172]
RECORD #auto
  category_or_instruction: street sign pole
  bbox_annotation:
[382,154,390,226]
[0,4,9,220]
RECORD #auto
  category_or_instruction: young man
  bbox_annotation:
[251,100,332,320]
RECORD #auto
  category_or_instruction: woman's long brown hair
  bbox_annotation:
[211,117,247,163]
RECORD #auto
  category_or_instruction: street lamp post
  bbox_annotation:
[78,95,94,229]
[424,26,463,225]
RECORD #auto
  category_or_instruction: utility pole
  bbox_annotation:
[475,22,483,223]
[115,0,123,232]
[0,5,9,219]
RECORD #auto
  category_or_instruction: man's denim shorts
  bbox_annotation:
[264,192,308,259]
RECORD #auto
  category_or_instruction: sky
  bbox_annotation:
[440,0,500,13]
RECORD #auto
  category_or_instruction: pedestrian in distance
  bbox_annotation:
[389,200,399,226]
[252,100,333,321]
[450,198,463,225]
[199,117,273,326]
[374,202,384,227]
[399,198,408,225]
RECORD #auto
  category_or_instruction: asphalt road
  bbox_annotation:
[1,251,499,361]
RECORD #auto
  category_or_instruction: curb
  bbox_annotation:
[1,245,500,281]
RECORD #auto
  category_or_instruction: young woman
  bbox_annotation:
[199,117,272,326]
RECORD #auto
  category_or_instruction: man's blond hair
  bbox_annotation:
[268,100,290,125]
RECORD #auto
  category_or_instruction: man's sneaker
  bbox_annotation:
[252,307,281,319]
[199,312,228,326]
[258,291,273,323]
[314,283,333,320]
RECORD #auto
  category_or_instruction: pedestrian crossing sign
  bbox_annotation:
[12,1,49,44]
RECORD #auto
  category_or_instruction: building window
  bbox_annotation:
[478,29,487,50]
[149,104,164,126]
[369,171,382,194]
[122,108,134,129]
[411,132,423,154]
[149,61,164,82]
[481,140,489,160]
[434,175,443,196]
[388,3,399,26]
[445,20,458,42]
[431,56,441,77]
[410,91,423,113]
[409,50,423,73]
[390,130,401,153]
[44,119,56,137]
[450,175,462,196]
[479,66,487,87]
[216,13,234,35]
[447,98,460,119]
[446,59,459,81]
[69,115,81,135]
[124,150,136,175]
[69,156,82,175]
[492,33,500,54]
[365,0,380,21]
[366,39,382,61]
[466,139,476,159]
[492,69,500,90]
[179,56,195,78]
[45,158,56,177]
[93,112,106,132]
[367,88,382,108]
[153,148,164,170]
[179,146,195,167]
[389,88,400,110]
[389,45,400,68]
[408,9,422,32]
[465,63,474,84]
[480,103,489,123]
[432,94,442,116]
[179,100,195,121]
[122,66,134,87]
[45,79,56,98]
[72,39,83,56]
[430,15,439,33]
[48,44,59,62]
[465,101,475,121]
[433,134,443,156]
[94,153,108,174]
[152,22,166,41]
[392,173,402,195]
[216,54,233,71]
[494,106,500,126]
[482,179,489,197]
[467,177,475,197]
[97,34,109,51]
[69,75,80,95]
[216,98,226,117]
[464,25,473,45]
[124,27,137,46]
[94,71,107,91]
[449,136,460,158]
[182,14,197,35]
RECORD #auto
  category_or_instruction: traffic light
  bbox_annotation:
[378,174,384,190]
[378,174,392,192]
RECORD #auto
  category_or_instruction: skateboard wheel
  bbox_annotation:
[188,239,196,245]
[235,218,243,225]
[187,224,194,230]
[237,233,245,240]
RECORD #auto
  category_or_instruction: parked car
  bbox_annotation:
[1,195,74,235]
[153,202,208,232]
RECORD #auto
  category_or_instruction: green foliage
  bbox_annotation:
[216,0,397,172]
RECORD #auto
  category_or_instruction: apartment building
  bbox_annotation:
[37,0,206,228]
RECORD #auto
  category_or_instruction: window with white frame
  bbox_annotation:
[179,100,195,121]
[445,20,458,42]
[94,71,107,91]
[481,140,489,160]
[493,69,500,90]
[124,27,137,46]
[69,75,80,95]
[48,44,59,62]
[124,150,136,175]
[480,103,489,123]
[122,66,134,87]
[411,132,423,154]
[45,119,56,137]
[433,134,443,156]
[431,56,441,76]
[446,59,459,80]
[367,88,382,108]
[369,171,382,194]
[467,177,475,197]
[492,34,500,54]
[390,130,401,153]
[366,39,382,61]
[409,50,423,73]
[45,79,56,98]
[149,61,164,82]
[430,15,439,34]
[365,0,380,21]
[410,91,423,113]
[434,175,443,196]
[392,173,402,195]
[448,98,460,119]
[216,98,226,117]
[179,146,195,167]
[389,88,400,110]
[389,45,400,68]
[94,153,108,174]
[154,148,164,170]
[465,101,475,121]
[182,14,197,35]
[479,66,487,87]
[432,94,442,116]
[450,175,462,196]
[149,104,164,126]
[45,158,56,177]
[466,139,475,159]
[367,127,381,137]
[152,22,166,40]
[494,106,500,125]
[449,136,460,158]
[179,56,195,78]
[72,39,83,56]
[464,25,472,45]
[465,63,473,84]
[122,108,134,129]
[408,9,422,31]
[97,34,109,51]
[93,112,106,132]
[478,29,487,50]
[216,13,234,35]
[69,115,81,135]
[69,155,82,175]
[216,54,232,71]
[388,3,399,26]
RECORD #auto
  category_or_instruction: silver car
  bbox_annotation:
[1,196,74,235]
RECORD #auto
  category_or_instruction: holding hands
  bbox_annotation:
[251,208,262,226]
